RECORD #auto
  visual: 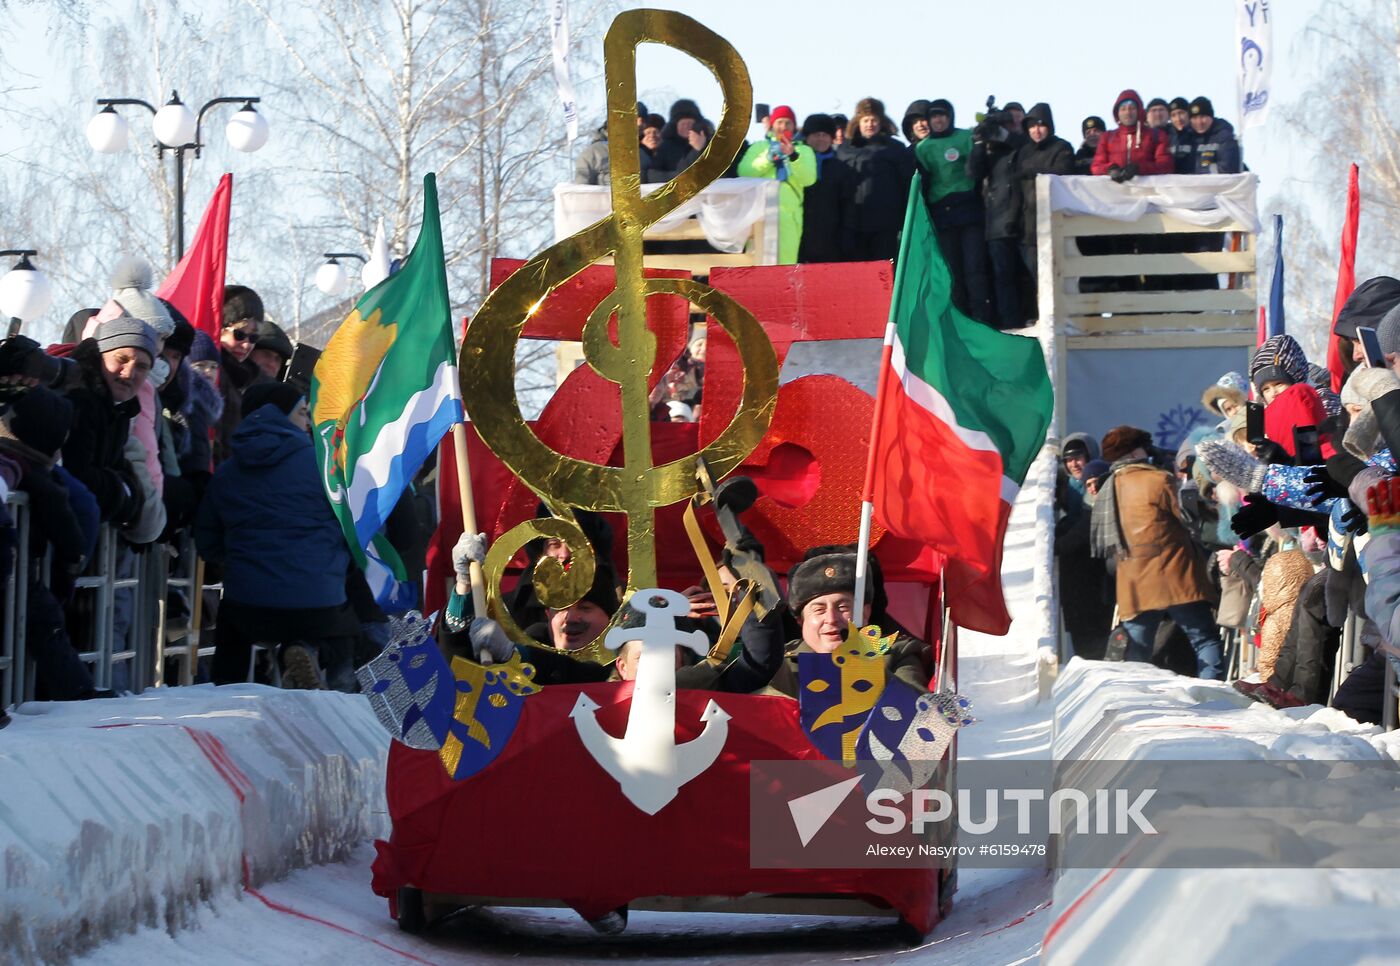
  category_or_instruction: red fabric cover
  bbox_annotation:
[1090,91,1173,175]
[1264,383,1335,459]
[371,684,941,934]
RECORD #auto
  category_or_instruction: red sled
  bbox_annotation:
[371,682,955,941]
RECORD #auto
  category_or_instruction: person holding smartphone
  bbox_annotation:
[1248,333,1334,461]
[736,105,816,264]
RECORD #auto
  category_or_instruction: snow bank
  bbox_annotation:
[1043,659,1400,964]
[0,685,388,963]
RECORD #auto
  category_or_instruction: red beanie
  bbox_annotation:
[769,105,796,125]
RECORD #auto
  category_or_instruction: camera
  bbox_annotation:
[973,95,1011,145]
[0,335,79,398]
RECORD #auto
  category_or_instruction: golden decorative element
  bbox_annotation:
[460,9,777,655]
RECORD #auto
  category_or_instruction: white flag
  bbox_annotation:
[550,0,578,144]
[1235,0,1272,131]
[363,217,391,290]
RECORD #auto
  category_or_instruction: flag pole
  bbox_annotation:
[451,421,489,619]
[854,174,922,620]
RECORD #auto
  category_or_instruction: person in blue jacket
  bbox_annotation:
[196,381,362,690]
[1179,97,1241,174]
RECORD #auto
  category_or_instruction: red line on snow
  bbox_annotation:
[242,886,441,965]
[981,898,1052,936]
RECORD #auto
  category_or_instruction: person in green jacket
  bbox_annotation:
[736,104,817,264]
[913,99,992,324]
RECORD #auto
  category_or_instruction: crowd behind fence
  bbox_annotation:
[0,492,218,707]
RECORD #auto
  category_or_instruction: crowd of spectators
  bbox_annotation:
[0,265,439,727]
[1056,280,1400,723]
[576,90,1242,330]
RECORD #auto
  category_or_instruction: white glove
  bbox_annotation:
[468,617,515,664]
[452,531,487,582]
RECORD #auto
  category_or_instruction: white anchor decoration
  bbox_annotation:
[570,588,731,815]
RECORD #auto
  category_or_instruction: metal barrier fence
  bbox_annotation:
[0,493,30,708]
[0,491,220,707]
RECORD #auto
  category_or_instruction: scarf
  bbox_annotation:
[1089,457,1150,559]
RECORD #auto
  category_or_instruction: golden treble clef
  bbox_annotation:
[461,9,779,657]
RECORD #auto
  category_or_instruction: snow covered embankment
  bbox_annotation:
[1,685,388,963]
[1041,659,1400,964]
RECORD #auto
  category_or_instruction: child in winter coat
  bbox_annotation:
[1249,334,1334,460]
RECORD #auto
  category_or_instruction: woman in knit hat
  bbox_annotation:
[60,317,156,527]
[1249,333,1333,460]
[86,257,175,501]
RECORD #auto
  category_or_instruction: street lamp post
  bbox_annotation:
[87,91,269,258]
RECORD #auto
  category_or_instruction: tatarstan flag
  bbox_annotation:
[866,173,1053,635]
[310,173,463,609]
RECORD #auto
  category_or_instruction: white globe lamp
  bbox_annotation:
[86,106,129,153]
[0,254,54,323]
[152,92,197,147]
[315,259,350,297]
[226,103,270,153]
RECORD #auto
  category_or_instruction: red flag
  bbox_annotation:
[1256,305,1268,349]
[157,174,232,340]
[1328,164,1361,393]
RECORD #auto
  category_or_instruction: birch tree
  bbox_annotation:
[1278,0,1400,358]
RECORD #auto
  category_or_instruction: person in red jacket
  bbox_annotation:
[1090,90,1174,181]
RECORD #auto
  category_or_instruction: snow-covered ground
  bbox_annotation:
[1044,658,1400,966]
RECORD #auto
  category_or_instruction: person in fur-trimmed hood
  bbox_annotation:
[1201,370,1249,423]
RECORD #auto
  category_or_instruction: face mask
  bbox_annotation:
[151,358,170,387]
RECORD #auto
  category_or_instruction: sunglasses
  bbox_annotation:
[227,327,257,343]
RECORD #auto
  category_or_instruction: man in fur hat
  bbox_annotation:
[768,549,931,697]
[1090,425,1223,678]
[836,97,914,260]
